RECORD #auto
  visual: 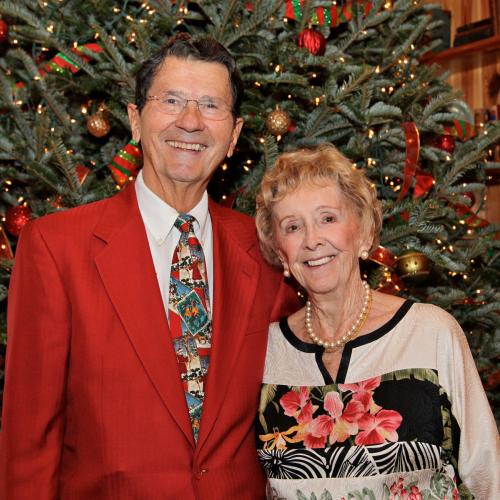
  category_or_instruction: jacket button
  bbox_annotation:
[194,468,208,480]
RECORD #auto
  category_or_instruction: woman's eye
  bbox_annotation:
[285,223,299,233]
[323,215,335,223]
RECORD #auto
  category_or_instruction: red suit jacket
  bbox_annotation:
[0,183,297,499]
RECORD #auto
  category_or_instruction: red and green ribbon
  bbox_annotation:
[285,0,372,27]
[40,43,102,76]
[444,119,474,141]
[108,139,142,186]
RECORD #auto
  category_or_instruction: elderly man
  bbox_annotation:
[0,34,296,499]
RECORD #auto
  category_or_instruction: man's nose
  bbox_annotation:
[174,101,204,131]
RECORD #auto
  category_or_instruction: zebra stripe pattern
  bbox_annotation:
[258,441,441,479]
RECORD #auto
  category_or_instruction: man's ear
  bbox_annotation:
[226,117,244,158]
[127,104,141,143]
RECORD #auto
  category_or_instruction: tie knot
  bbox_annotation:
[174,213,196,234]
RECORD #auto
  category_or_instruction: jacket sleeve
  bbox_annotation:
[270,275,300,322]
[0,221,70,499]
[438,312,500,498]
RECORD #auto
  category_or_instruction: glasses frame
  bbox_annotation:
[145,93,233,121]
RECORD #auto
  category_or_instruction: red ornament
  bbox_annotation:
[5,205,32,236]
[0,19,8,44]
[297,28,326,56]
[435,134,456,153]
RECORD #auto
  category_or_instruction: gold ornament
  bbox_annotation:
[87,111,111,138]
[396,250,430,284]
[265,106,291,136]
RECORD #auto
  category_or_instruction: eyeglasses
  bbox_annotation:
[145,93,233,121]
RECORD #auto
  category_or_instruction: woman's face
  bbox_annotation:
[272,181,370,296]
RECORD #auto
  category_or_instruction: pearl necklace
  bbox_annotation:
[305,280,372,353]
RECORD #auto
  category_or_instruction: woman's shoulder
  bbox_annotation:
[409,301,461,329]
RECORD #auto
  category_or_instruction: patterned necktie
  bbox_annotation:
[169,213,211,441]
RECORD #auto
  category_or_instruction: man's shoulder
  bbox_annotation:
[27,189,130,241]
[33,195,112,229]
[209,199,256,234]
[209,199,253,223]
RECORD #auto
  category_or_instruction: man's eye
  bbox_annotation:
[163,96,180,105]
[201,101,219,110]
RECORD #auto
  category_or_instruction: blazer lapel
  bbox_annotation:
[196,201,260,450]
[93,184,194,447]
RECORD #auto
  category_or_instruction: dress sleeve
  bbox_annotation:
[437,308,500,497]
[0,221,71,499]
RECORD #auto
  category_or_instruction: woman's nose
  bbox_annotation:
[304,226,323,250]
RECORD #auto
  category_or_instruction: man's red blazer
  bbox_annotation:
[0,183,296,499]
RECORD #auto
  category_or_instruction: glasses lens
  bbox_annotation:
[197,99,230,120]
[159,95,183,114]
[151,93,231,120]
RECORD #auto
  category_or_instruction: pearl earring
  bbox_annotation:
[360,250,369,260]
[283,269,290,278]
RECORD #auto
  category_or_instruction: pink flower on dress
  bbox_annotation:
[279,386,317,424]
[408,485,423,500]
[355,409,402,445]
[302,433,327,448]
[339,376,382,414]
[388,478,422,500]
[308,390,365,445]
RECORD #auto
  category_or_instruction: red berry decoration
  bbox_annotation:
[5,205,32,237]
[435,134,456,154]
[0,19,8,44]
[297,28,326,56]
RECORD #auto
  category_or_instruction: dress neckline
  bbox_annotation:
[278,299,414,384]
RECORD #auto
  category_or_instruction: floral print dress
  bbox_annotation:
[256,301,500,499]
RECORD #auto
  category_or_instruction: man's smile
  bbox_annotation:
[166,140,207,151]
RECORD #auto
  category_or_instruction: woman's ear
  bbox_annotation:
[277,250,290,278]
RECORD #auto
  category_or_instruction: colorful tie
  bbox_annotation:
[169,214,211,441]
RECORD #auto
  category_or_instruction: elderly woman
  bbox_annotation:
[255,143,499,499]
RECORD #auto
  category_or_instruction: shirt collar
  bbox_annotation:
[135,170,209,245]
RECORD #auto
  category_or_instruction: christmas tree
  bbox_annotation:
[0,0,498,421]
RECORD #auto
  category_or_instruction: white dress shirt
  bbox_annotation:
[135,170,214,320]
